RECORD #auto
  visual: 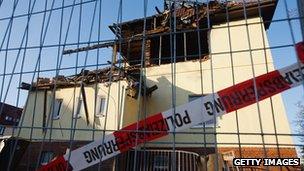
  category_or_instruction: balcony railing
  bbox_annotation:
[118,149,200,171]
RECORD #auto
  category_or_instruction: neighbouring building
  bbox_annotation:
[0,102,29,171]
[0,102,22,137]
[16,0,300,170]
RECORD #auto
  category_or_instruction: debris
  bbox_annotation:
[155,6,161,14]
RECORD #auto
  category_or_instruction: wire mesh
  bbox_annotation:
[0,0,303,171]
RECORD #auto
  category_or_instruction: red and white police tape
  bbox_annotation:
[38,42,304,171]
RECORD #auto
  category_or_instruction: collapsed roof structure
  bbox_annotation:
[21,0,277,94]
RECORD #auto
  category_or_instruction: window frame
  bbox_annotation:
[51,99,63,120]
[95,95,106,117]
[73,97,84,119]
[150,30,209,65]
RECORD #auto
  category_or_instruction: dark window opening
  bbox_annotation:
[150,30,209,65]
[126,40,143,66]
[0,125,5,135]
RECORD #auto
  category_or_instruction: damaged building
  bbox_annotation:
[15,0,299,170]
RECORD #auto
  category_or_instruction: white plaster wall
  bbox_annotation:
[122,17,294,148]
[18,81,127,141]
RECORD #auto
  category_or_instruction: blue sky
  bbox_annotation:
[0,0,303,146]
[268,0,303,145]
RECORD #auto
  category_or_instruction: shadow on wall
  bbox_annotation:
[123,75,216,147]
[18,88,114,142]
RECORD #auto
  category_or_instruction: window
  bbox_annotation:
[95,96,106,117]
[0,125,5,135]
[153,155,169,170]
[150,30,209,65]
[74,97,84,118]
[39,151,54,166]
[51,99,63,120]
[5,116,13,121]
[189,94,218,128]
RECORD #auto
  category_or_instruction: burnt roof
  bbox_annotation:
[107,0,277,65]
[20,67,131,91]
[109,0,277,38]
[23,0,278,91]
[63,0,278,57]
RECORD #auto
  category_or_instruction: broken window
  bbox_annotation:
[51,99,63,120]
[95,96,106,117]
[74,97,84,119]
[150,30,209,65]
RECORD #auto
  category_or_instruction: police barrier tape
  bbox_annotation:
[38,42,304,171]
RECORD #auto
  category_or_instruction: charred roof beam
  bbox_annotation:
[62,41,115,55]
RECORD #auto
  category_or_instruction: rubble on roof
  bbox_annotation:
[19,64,158,98]
[22,0,277,96]
[20,64,159,99]
[20,67,128,90]
[63,0,277,55]
[110,0,277,38]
